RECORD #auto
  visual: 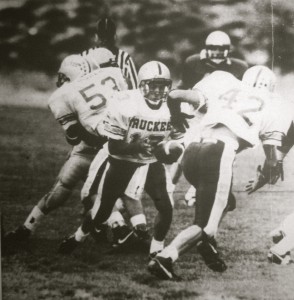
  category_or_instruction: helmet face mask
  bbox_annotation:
[140,78,172,106]
[56,72,70,88]
[205,31,231,64]
[57,55,90,87]
[138,61,172,108]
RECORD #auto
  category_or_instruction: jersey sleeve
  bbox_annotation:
[259,103,292,146]
[48,90,77,131]
[103,95,130,140]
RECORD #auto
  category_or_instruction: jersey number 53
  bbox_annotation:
[79,77,119,110]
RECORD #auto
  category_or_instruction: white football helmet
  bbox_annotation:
[242,65,276,92]
[85,47,117,71]
[57,55,90,87]
[205,31,231,64]
[138,61,172,107]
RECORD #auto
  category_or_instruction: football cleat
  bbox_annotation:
[90,224,109,244]
[148,250,161,261]
[134,224,150,241]
[148,256,177,280]
[111,225,135,249]
[3,225,31,244]
[58,235,80,255]
[270,229,285,244]
[267,250,293,265]
[197,234,227,272]
[2,225,31,255]
[132,224,151,253]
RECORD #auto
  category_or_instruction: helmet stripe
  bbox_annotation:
[253,68,263,87]
[157,62,162,75]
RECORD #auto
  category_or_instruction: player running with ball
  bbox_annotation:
[148,66,292,279]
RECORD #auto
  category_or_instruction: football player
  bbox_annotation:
[81,17,138,89]
[242,66,294,265]
[3,50,131,252]
[147,67,291,280]
[175,30,249,205]
[177,30,248,89]
[58,61,184,258]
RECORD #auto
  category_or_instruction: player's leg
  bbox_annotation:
[4,146,95,247]
[148,141,233,278]
[80,146,133,245]
[268,211,294,264]
[148,143,202,279]
[145,162,173,257]
[92,158,141,228]
[59,158,141,254]
[80,146,109,212]
[122,164,149,237]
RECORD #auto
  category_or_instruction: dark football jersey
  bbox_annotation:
[177,53,248,89]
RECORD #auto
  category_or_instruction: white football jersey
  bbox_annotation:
[194,71,291,148]
[104,90,179,163]
[48,67,128,136]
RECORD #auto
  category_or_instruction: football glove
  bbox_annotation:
[246,161,284,194]
[167,94,194,133]
[245,165,268,195]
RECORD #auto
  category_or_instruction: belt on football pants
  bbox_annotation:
[199,136,239,151]
[199,138,218,144]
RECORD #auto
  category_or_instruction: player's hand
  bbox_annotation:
[137,138,153,155]
[246,161,284,194]
[170,113,194,133]
[245,165,268,194]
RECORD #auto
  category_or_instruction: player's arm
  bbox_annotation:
[108,138,152,156]
[65,123,106,147]
[167,89,205,132]
[246,109,289,194]
[103,97,152,155]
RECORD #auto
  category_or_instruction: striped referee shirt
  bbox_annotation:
[81,47,138,89]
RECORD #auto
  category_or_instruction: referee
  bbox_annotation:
[81,17,138,89]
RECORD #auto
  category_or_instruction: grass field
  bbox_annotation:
[1,102,294,299]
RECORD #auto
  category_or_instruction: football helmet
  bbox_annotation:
[85,47,117,71]
[57,55,90,87]
[242,65,276,92]
[138,61,172,107]
[205,31,231,64]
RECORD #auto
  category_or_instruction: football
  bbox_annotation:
[153,141,184,164]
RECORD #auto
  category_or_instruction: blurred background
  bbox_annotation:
[0,0,294,105]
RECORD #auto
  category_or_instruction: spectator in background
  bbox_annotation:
[81,17,138,89]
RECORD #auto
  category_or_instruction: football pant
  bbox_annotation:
[38,143,97,214]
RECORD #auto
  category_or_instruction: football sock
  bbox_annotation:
[170,225,202,255]
[24,206,44,231]
[280,212,294,237]
[107,211,125,227]
[130,214,146,228]
[158,245,179,262]
[150,238,164,254]
[75,226,89,242]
